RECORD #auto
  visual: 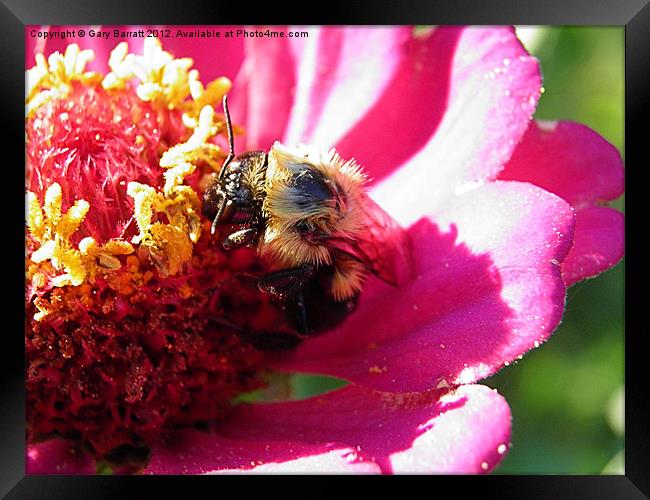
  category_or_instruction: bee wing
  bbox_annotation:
[329,193,413,286]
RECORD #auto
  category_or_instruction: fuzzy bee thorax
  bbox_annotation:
[259,143,367,270]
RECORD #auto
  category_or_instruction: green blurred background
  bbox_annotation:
[490,26,624,475]
[287,27,625,474]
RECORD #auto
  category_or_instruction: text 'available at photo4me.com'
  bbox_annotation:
[29,27,311,41]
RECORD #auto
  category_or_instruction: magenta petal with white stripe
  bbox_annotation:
[145,384,511,474]
[236,27,541,189]
[371,27,541,219]
[231,27,414,153]
[498,120,624,284]
[281,27,410,150]
[277,182,575,392]
[146,434,381,474]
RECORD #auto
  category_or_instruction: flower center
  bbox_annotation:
[26,239,292,461]
[27,83,164,244]
[24,40,295,468]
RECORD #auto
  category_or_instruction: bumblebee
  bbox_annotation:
[203,96,410,336]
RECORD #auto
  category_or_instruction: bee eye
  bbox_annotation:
[295,220,310,234]
[295,220,329,245]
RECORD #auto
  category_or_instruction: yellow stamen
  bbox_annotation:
[183,74,232,129]
[25,44,101,117]
[127,104,227,276]
[102,38,231,127]
[160,105,223,174]
[26,183,134,289]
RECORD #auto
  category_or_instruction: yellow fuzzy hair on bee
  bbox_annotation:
[259,142,368,299]
[330,252,368,301]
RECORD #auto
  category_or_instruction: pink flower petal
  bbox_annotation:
[146,433,381,474]
[370,27,541,219]
[562,206,624,286]
[146,384,511,474]
[332,26,461,183]
[26,439,96,474]
[499,120,624,207]
[228,27,297,151]
[498,120,625,284]
[282,27,411,150]
[277,182,574,392]
[233,26,465,176]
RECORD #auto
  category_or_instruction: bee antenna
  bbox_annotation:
[219,94,235,181]
[211,197,225,235]
[210,212,220,235]
[211,194,229,235]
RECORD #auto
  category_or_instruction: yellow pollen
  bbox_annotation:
[26,183,134,291]
[102,37,231,126]
[26,40,236,289]
[127,104,227,277]
[25,44,101,117]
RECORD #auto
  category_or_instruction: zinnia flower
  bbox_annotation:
[25,25,624,474]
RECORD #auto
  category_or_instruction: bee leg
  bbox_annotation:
[258,265,315,335]
[222,227,259,250]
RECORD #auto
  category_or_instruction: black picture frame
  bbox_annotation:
[2,0,645,498]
